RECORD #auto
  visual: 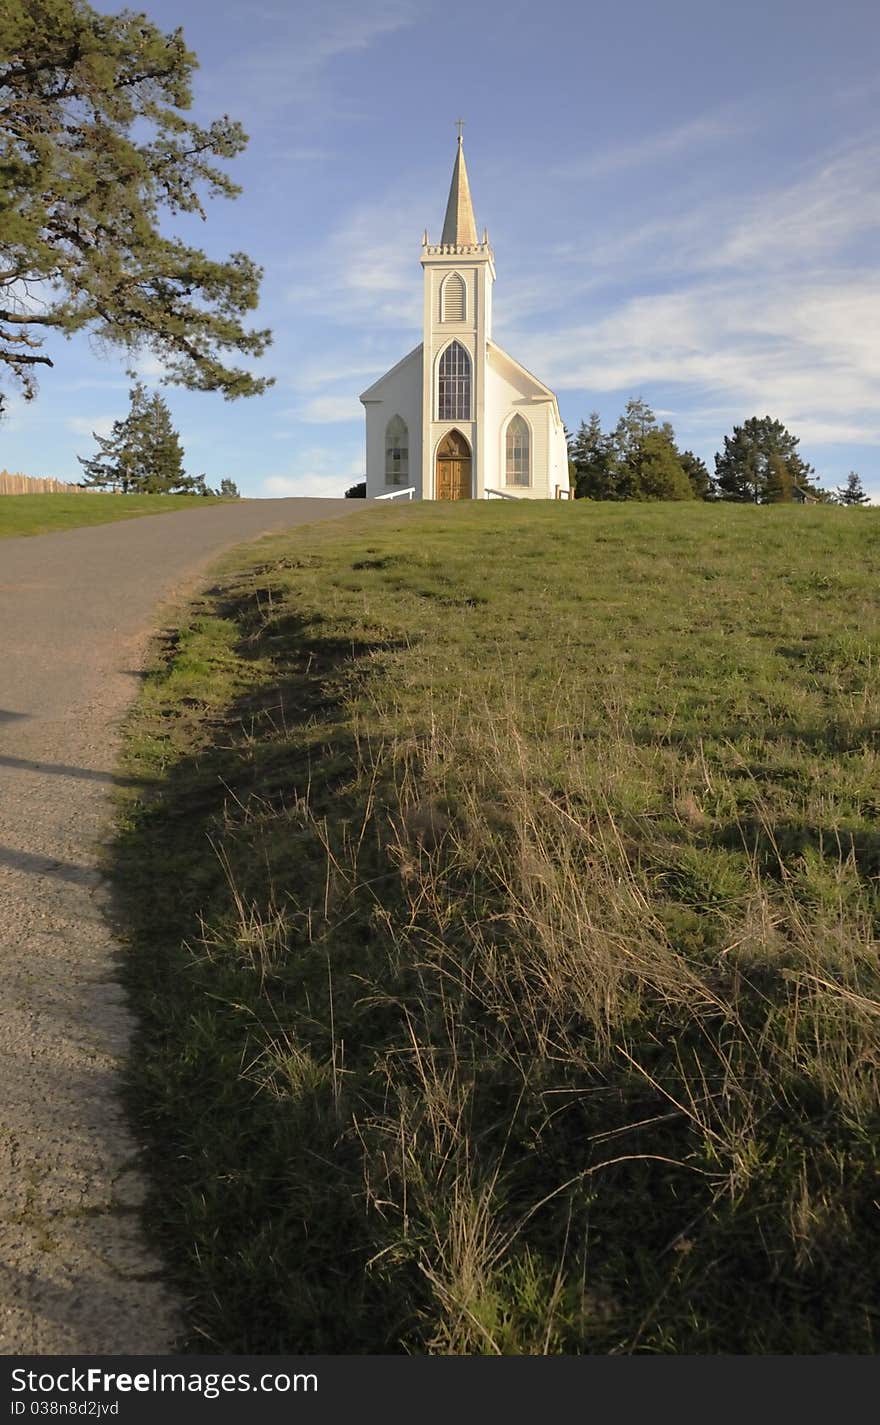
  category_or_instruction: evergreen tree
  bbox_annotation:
[609,398,655,498]
[77,383,200,492]
[679,449,713,499]
[607,399,694,500]
[763,451,796,502]
[715,416,816,503]
[0,0,272,414]
[219,478,240,498]
[569,413,615,499]
[77,382,150,492]
[637,430,694,500]
[836,470,870,506]
[139,391,188,492]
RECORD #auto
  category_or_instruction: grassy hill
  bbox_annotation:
[0,492,227,538]
[115,501,880,1353]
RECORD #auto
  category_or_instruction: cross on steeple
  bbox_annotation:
[455,117,465,143]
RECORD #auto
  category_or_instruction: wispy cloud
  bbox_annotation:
[127,351,168,381]
[708,140,880,270]
[295,395,364,424]
[264,472,348,497]
[56,376,129,392]
[203,1,419,122]
[66,415,116,439]
[506,134,880,451]
[284,190,426,330]
[261,444,363,498]
[556,107,756,181]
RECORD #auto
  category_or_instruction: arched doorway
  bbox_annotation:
[436,429,472,500]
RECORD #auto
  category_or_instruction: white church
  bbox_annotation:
[360,133,569,501]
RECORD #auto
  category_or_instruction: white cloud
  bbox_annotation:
[297,395,363,423]
[508,135,880,451]
[66,415,116,439]
[204,1,418,122]
[263,472,351,498]
[261,441,364,499]
[127,351,168,380]
[708,142,880,271]
[283,187,429,331]
[57,376,128,392]
[296,358,388,391]
[556,108,756,181]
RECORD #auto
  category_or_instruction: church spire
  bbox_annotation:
[440,130,478,247]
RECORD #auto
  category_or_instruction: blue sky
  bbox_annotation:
[4,0,880,497]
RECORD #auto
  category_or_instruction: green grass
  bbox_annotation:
[114,501,880,1353]
[0,491,227,537]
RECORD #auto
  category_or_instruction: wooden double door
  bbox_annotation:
[436,430,472,501]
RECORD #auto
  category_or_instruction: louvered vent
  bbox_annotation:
[441,273,466,322]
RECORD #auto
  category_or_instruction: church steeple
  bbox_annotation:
[440,133,478,247]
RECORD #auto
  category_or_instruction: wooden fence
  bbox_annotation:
[0,470,85,495]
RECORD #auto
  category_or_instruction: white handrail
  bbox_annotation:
[375,486,415,501]
[484,487,519,500]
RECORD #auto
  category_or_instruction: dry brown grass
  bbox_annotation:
[116,502,880,1353]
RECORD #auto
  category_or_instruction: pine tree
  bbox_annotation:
[136,392,182,492]
[607,399,694,500]
[763,452,796,502]
[77,384,200,493]
[0,0,272,414]
[637,430,694,500]
[609,398,652,495]
[219,478,240,498]
[77,382,150,492]
[679,449,712,499]
[715,416,816,503]
[569,413,614,499]
[836,471,870,506]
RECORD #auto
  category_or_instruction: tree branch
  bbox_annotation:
[0,309,59,327]
[0,350,54,367]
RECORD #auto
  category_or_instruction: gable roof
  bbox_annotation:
[359,344,423,402]
[487,341,562,419]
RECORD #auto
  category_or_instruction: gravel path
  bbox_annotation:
[0,498,359,1353]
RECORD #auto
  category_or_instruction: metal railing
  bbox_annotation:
[484,487,519,500]
[375,486,416,501]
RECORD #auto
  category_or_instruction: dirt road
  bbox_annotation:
[0,498,360,1353]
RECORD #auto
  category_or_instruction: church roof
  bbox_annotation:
[359,343,423,402]
[440,136,478,247]
[487,341,563,422]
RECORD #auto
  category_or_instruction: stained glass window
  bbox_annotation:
[438,342,471,420]
[506,414,530,486]
[385,414,408,485]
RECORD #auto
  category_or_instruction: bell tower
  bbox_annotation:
[420,128,496,499]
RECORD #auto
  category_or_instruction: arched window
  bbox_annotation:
[385,414,409,485]
[440,272,466,323]
[505,414,530,486]
[437,341,471,420]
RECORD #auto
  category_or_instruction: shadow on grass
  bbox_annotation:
[111,588,422,1353]
[710,818,880,880]
[110,582,880,1355]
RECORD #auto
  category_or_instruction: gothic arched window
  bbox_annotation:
[505,414,530,486]
[440,272,466,323]
[437,342,471,421]
[385,414,409,485]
